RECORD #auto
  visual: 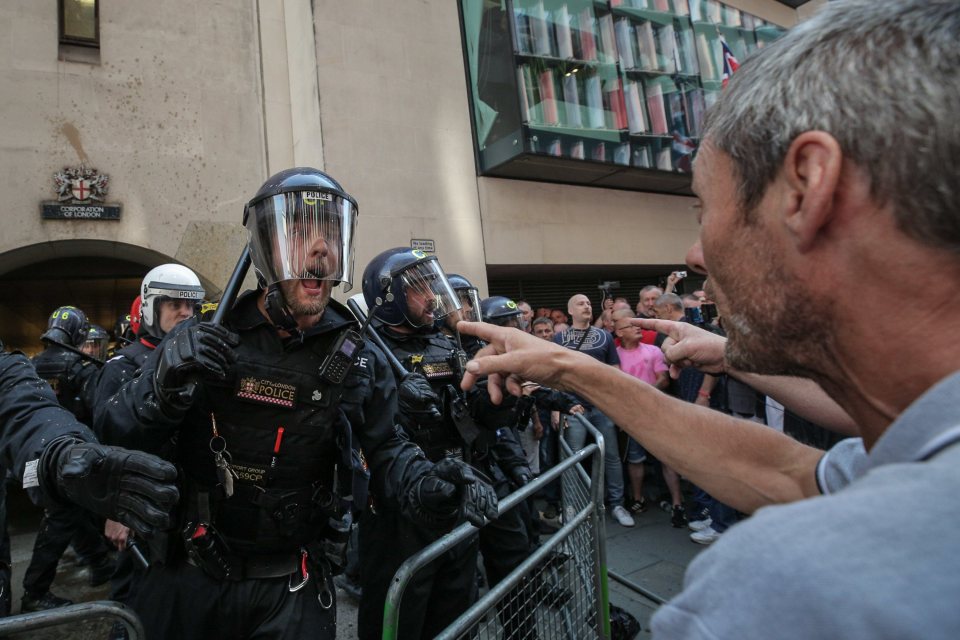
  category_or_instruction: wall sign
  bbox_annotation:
[410,239,435,253]
[40,166,122,220]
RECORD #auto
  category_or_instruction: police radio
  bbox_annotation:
[320,329,363,384]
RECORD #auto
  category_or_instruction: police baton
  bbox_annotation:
[126,537,150,570]
[39,338,105,368]
[182,247,250,397]
[211,247,251,325]
[346,297,410,378]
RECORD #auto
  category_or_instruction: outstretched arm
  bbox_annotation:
[636,318,858,435]
[458,321,827,513]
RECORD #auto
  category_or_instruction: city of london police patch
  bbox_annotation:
[236,376,297,408]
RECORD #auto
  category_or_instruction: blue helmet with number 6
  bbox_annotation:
[42,306,90,348]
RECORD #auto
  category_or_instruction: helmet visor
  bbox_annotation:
[246,191,358,289]
[455,287,482,323]
[398,260,461,327]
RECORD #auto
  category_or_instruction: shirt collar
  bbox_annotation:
[866,369,960,468]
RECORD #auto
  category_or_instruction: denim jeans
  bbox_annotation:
[563,407,625,507]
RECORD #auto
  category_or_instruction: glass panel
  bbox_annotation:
[62,0,97,42]
[460,0,784,182]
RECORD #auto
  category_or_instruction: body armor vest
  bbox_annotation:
[380,327,465,461]
[179,327,356,556]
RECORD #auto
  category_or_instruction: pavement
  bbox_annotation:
[3,484,708,639]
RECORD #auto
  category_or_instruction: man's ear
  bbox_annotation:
[781,131,843,252]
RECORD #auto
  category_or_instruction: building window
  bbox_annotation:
[60,0,99,48]
[458,0,784,195]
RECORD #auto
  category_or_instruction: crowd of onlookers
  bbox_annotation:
[511,273,838,544]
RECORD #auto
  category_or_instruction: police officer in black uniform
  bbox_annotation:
[32,306,99,424]
[23,307,117,611]
[471,295,584,639]
[357,248,500,639]
[0,349,179,611]
[94,168,497,640]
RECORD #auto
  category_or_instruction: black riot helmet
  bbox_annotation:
[42,306,90,348]
[446,274,482,323]
[361,248,461,328]
[480,296,522,328]
[243,168,359,334]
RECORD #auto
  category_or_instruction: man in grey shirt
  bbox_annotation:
[458,1,960,637]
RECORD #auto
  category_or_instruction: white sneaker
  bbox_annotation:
[611,505,635,528]
[690,526,721,545]
[688,517,713,532]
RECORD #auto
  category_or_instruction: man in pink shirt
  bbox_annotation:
[614,309,672,515]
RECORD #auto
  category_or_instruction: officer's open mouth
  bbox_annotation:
[301,277,323,292]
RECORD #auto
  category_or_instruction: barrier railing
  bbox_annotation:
[0,600,143,638]
[384,413,610,640]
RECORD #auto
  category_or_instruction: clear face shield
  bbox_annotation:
[455,287,482,323]
[398,259,461,328]
[246,190,358,290]
[82,337,109,360]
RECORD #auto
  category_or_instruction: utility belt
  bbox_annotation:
[174,482,351,583]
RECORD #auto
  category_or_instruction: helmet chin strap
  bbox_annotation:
[264,283,303,340]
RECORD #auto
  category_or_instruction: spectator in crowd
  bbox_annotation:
[664,271,685,295]
[531,316,554,341]
[635,285,662,319]
[613,309,669,515]
[653,293,732,538]
[553,294,633,527]
[516,300,534,333]
[552,321,569,335]
[458,1,960,635]
[535,307,551,319]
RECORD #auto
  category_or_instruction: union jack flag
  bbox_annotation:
[720,39,740,88]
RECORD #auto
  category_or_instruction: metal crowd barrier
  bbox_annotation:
[0,600,144,638]
[383,413,611,640]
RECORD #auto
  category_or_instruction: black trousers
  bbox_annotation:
[131,560,336,640]
[22,503,109,597]
[357,506,478,640]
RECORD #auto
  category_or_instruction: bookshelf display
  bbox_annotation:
[459,0,784,193]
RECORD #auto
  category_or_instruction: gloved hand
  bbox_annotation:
[41,438,179,538]
[155,322,239,408]
[398,373,443,428]
[409,458,498,528]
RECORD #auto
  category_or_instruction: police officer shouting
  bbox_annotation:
[95,168,497,640]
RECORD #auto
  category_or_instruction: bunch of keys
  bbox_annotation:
[210,413,239,498]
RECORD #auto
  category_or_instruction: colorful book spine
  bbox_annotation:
[562,73,583,128]
[615,18,636,69]
[624,79,648,133]
[646,81,668,134]
[539,68,560,125]
[578,8,597,60]
[598,13,617,64]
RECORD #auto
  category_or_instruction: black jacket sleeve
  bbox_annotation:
[93,329,190,453]
[0,352,96,501]
[340,340,435,519]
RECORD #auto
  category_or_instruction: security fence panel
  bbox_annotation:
[384,413,611,640]
[0,600,144,639]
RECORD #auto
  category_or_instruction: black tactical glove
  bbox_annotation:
[409,458,498,528]
[397,373,443,428]
[155,322,239,408]
[40,438,179,538]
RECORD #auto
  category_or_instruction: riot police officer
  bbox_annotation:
[95,168,496,640]
[358,248,497,639]
[360,250,533,639]
[32,306,99,424]
[92,266,204,621]
[94,265,205,431]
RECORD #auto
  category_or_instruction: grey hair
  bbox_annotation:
[703,0,960,253]
[655,293,683,311]
[639,285,663,296]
